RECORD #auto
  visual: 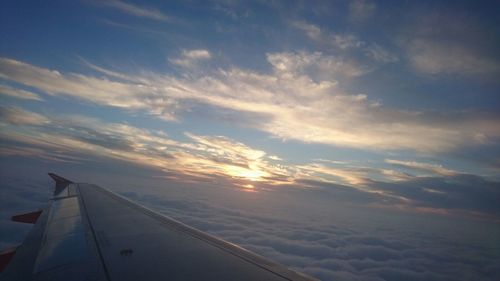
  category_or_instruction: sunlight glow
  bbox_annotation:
[224,165,267,181]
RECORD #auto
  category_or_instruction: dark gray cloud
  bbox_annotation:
[401,5,500,77]
[371,174,500,218]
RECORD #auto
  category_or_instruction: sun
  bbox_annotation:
[224,166,267,181]
[243,184,254,189]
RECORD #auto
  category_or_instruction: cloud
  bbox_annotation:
[269,155,282,161]
[1,56,500,154]
[0,174,51,249]
[267,51,366,78]
[291,21,321,41]
[0,57,180,121]
[364,44,399,63]
[407,39,499,75]
[2,157,499,281]
[294,159,500,220]
[402,12,500,76]
[0,84,43,101]
[291,21,398,64]
[349,0,376,22]
[4,104,497,219]
[385,159,458,177]
[372,174,500,218]
[0,106,50,125]
[296,163,373,186]
[291,21,365,50]
[97,0,169,22]
[0,108,292,186]
[97,181,500,281]
[169,49,212,68]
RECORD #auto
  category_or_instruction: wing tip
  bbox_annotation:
[48,173,73,184]
[48,173,73,195]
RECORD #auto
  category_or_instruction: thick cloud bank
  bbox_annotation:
[123,187,500,281]
[1,164,499,281]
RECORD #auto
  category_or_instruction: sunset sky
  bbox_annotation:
[1,1,499,280]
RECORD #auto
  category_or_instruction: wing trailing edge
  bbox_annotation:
[48,172,73,195]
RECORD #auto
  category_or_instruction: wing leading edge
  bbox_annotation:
[1,174,316,281]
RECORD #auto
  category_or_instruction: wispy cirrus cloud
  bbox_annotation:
[267,51,367,78]
[291,20,398,64]
[291,21,364,50]
[0,106,49,125]
[169,49,212,68]
[1,55,500,154]
[385,159,458,177]
[0,107,289,186]
[295,163,372,186]
[1,106,499,219]
[95,0,169,22]
[0,84,43,101]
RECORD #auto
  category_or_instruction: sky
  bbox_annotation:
[0,1,499,280]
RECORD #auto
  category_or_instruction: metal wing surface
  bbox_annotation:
[0,173,316,281]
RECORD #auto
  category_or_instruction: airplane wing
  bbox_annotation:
[0,173,316,281]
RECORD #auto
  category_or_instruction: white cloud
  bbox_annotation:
[0,107,292,185]
[269,155,282,161]
[0,57,179,121]
[2,105,500,220]
[1,55,500,153]
[169,49,212,68]
[182,49,211,60]
[291,21,321,41]
[267,51,366,78]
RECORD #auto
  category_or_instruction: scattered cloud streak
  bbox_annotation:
[1,106,499,219]
[0,106,49,125]
[96,0,169,22]
[385,159,458,177]
[169,49,212,68]
[0,84,43,101]
[291,21,398,64]
[2,56,499,154]
[0,107,288,186]
[292,21,364,50]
